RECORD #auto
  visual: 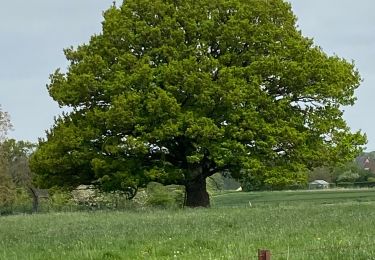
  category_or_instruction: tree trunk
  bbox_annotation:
[185,176,210,207]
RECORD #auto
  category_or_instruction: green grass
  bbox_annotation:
[211,188,375,207]
[2,189,375,259]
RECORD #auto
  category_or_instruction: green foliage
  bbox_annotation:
[206,173,225,193]
[31,0,366,205]
[0,105,12,142]
[308,166,334,182]
[1,139,35,186]
[336,171,360,182]
[207,173,242,193]
[333,161,371,183]
[146,182,184,208]
[12,188,33,212]
[45,188,75,211]
[68,185,135,210]
[0,149,13,210]
[0,106,15,212]
[308,159,373,185]
[0,183,15,214]
[3,184,186,214]
[0,138,37,213]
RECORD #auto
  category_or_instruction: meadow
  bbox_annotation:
[1,189,375,259]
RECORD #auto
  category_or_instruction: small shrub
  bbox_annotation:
[166,185,185,207]
[0,185,15,214]
[94,190,133,210]
[146,182,184,208]
[146,182,175,208]
[132,189,148,207]
[47,189,76,212]
[0,167,16,214]
[207,173,225,194]
[71,185,133,210]
[71,185,98,209]
[12,188,32,213]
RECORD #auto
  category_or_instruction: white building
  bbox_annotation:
[309,180,329,189]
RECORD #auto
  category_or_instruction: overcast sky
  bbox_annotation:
[1,1,374,150]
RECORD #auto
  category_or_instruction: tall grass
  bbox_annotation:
[1,190,375,259]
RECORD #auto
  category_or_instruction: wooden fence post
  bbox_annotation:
[258,249,271,260]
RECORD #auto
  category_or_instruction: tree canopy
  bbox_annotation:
[1,139,35,186]
[0,106,14,208]
[30,0,366,207]
[0,105,12,142]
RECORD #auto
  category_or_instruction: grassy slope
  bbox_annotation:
[211,189,375,207]
[1,190,375,259]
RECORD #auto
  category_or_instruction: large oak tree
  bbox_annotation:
[30,0,366,207]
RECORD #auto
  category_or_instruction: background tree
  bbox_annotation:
[0,105,12,142]
[332,161,371,183]
[30,0,366,207]
[1,139,35,187]
[308,162,371,184]
[0,106,14,209]
[308,167,334,183]
[0,105,37,212]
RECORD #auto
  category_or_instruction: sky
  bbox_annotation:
[0,1,374,150]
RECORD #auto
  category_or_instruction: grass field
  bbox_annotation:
[212,188,375,207]
[2,189,375,259]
